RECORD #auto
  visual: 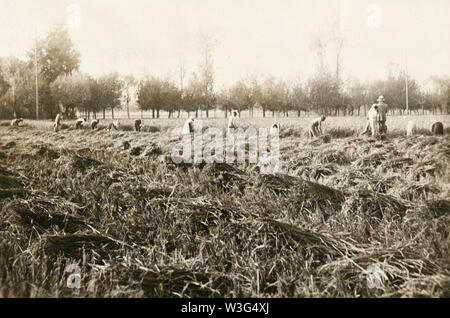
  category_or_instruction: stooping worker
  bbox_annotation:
[10,118,23,127]
[431,121,444,135]
[270,122,280,134]
[75,118,86,129]
[90,119,99,130]
[361,104,381,137]
[108,120,120,131]
[182,117,194,136]
[308,115,326,138]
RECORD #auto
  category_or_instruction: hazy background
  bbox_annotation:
[1,0,449,86]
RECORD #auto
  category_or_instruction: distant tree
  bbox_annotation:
[345,77,370,116]
[216,87,233,118]
[197,31,217,118]
[278,81,291,117]
[50,72,91,118]
[136,77,166,118]
[227,81,252,116]
[428,76,450,114]
[306,68,340,116]
[98,73,124,119]
[421,77,450,114]
[246,74,262,118]
[122,75,137,119]
[28,25,81,84]
[259,76,286,117]
[0,61,12,98]
[176,55,187,118]
[86,78,104,118]
[161,79,182,118]
[0,57,35,118]
[183,73,205,118]
[367,68,422,115]
[23,24,81,119]
[289,80,308,117]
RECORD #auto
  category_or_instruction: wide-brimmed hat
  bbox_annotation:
[377,95,385,102]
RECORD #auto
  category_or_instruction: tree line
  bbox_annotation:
[0,25,449,120]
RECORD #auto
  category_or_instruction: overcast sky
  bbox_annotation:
[1,0,449,87]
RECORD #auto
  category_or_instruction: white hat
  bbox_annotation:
[377,95,384,102]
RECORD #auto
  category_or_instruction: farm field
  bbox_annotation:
[0,115,449,298]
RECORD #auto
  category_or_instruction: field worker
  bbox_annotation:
[227,110,238,134]
[135,119,142,132]
[54,113,62,132]
[182,117,194,136]
[10,118,23,127]
[308,115,326,138]
[361,104,380,136]
[270,122,280,134]
[108,120,120,131]
[431,121,444,135]
[375,95,388,134]
[75,118,86,129]
[406,120,416,137]
[91,119,99,130]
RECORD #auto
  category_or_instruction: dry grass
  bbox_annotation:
[0,115,448,298]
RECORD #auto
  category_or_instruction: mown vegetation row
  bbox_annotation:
[0,121,449,297]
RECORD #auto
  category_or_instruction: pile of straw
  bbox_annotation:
[56,154,103,172]
[33,145,60,159]
[424,199,450,218]
[32,234,121,261]
[4,200,88,233]
[341,189,407,220]
[254,174,345,212]
[319,246,442,297]
[201,163,249,191]
[0,167,27,200]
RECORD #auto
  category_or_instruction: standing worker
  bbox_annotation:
[135,119,142,132]
[375,95,388,134]
[227,110,239,134]
[54,113,62,132]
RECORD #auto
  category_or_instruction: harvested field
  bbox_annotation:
[0,116,449,298]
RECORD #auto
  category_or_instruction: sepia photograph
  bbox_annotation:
[0,0,449,303]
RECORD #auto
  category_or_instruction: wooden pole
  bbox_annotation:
[405,49,409,113]
[34,34,39,120]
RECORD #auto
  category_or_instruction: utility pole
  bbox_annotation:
[34,34,39,120]
[8,47,16,118]
[405,49,409,114]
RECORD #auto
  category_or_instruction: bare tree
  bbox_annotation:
[177,54,187,118]
[197,30,217,118]
[310,33,328,73]
[123,75,137,119]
